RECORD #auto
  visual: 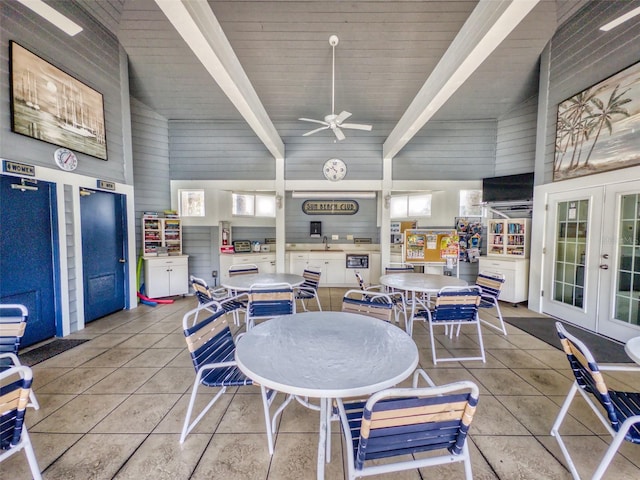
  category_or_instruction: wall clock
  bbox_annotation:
[323,158,347,181]
[54,148,78,171]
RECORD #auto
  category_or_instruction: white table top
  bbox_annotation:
[625,336,640,364]
[235,311,419,398]
[379,272,468,293]
[221,273,304,291]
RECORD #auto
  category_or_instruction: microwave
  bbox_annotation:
[346,254,369,269]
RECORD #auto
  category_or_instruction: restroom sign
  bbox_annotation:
[302,200,359,215]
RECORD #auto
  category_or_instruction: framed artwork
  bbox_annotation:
[554,61,640,181]
[9,41,108,160]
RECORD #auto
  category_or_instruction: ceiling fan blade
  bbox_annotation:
[335,111,352,123]
[333,127,346,141]
[303,126,330,136]
[340,122,373,131]
[299,117,329,126]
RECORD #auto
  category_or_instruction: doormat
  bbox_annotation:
[504,317,632,364]
[19,339,90,366]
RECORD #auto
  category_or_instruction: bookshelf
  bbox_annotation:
[487,218,530,258]
[142,213,183,257]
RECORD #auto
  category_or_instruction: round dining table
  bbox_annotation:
[235,311,419,480]
[379,272,469,334]
[625,336,640,364]
[221,272,304,291]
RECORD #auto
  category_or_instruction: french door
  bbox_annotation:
[543,182,640,342]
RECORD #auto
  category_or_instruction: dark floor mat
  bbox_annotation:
[19,339,90,366]
[504,317,632,363]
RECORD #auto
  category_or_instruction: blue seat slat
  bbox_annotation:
[343,297,392,310]
[609,391,640,443]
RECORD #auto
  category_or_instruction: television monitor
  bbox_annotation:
[482,172,534,203]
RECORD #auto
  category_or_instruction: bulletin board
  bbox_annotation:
[404,229,459,264]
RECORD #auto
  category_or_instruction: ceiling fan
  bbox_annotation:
[299,35,372,141]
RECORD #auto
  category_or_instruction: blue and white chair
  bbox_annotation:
[180,301,280,452]
[336,368,479,480]
[190,275,246,326]
[0,365,42,479]
[412,286,485,364]
[475,271,507,335]
[0,304,38,409]
[551,322,640,480]
[354,271,408,327]
[341,289,394,323]
[294,266,322,311]
[246,282,295,331]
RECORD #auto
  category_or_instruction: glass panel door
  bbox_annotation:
[599,185,640,341]
[543,189,602,331]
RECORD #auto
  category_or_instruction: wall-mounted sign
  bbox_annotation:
[302,200,359,215]
[97,179,116,191]
[3,160,35,176]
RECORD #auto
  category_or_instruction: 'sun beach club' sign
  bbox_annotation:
[302,200,359,215]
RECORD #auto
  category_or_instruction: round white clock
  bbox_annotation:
[323,158,347,182]
[54,148,78,171]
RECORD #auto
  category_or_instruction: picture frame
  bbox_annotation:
[554,61,640,181]
[9,41,108,160]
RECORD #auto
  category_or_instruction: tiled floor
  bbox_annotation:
[4,288,640,479]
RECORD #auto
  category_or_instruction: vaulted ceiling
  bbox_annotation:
[77,0,589,157]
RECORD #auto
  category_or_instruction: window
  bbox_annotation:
[459,189,483,216]
[179,189,205,217]
[232,192,276,218]
[390,194,432,219]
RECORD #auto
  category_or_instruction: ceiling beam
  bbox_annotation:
[154,0,285,160]
[383,0,540,160]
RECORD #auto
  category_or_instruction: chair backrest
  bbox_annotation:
[228,264,259,276]
[475,271,505,298]
[555,322,621,431]
[190,275,213,305]
[342,290,393,322]
[247,283,295,319]
[0,365,33,451]
[384,263,414,275]
[182,301,235,373]
[432,287,481,323]
[354,271,366,290]
[0,304,29,356]
[301,267,322,290]
[340,380,479,471]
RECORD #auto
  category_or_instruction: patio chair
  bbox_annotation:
[354,271,407,326]
[0,304,39,409]
[550,322,640,480]
[0,365,42,480]
[180,301,280,453]
[246,282,295,331]
[341,289,394,322]
[335,367,479,480]
[294,266,322,311]
[412,286,485,364]
[474,271,507,335]
[227,264,259,296]
[190,275,246,326]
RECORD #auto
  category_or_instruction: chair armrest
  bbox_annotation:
[0,352,20,365]
[366,284,384,291]
[198,360,237,372]
[412,368,437,388]
[599,364,640,372]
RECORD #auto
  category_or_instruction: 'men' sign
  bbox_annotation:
[302,200,359,215]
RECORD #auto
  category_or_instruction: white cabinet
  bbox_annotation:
[369,253,381,285]
[219,253,276,284]
[309,252,345,286]
[479,257,529,303]
[289,252,309,274]
[487,218,530,258]
[144,256,189,298]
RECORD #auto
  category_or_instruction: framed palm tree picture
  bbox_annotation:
[554,61,640,181]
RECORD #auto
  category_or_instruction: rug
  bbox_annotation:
[19,339,90,366]
[503,317,632,363]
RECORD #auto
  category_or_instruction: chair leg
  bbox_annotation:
[475,319,486,363]
[260,386,278,455]
[429,321,438,365]
[550,383,581,480]
[28,390,40,410]
[20,427,42,480]
[592,428,630,480]
[180,380,226,444]
[462,442,473,480]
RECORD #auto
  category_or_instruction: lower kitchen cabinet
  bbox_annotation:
[219,253,276,284]
[478,257,529,304]
[144,255,189,298]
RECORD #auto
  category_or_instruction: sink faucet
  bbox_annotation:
[322,235,329,250]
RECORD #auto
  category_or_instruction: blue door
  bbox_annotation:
[0,175,59,346]
[80,189,127,322]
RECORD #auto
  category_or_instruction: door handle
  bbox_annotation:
[602,254,609,259]
[119,258,126,263]
[599,264,609,270]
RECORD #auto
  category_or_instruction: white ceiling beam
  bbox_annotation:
[383,0,540,160]
[154,0,285,160]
